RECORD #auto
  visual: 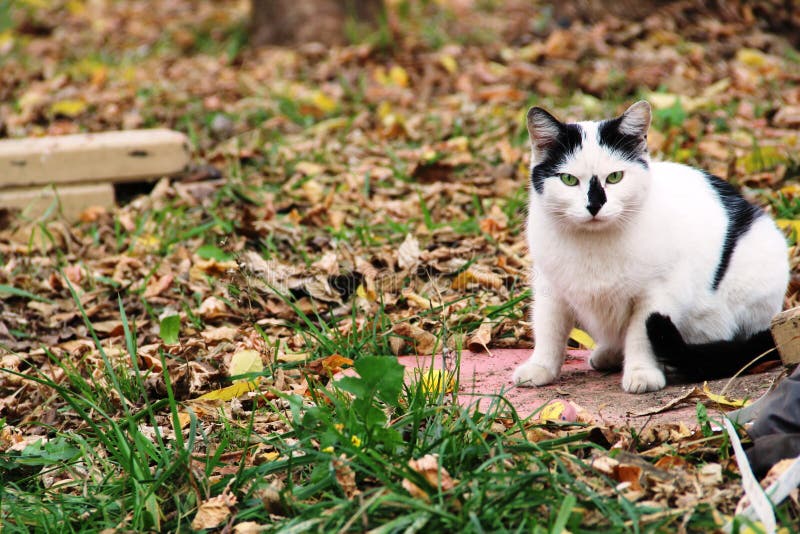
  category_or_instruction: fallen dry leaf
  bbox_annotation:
[392,323,438,355]
[201,325,239,343]
[402,454,457,501]
[466,318,493,352]
[198,296,229,319]
[332,454,360,499]
[191,490,237,530]
[397,234,421,270]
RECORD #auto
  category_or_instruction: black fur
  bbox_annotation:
[597,117,649,169]
[703,173,762,290]
[646,312,778,380]
[587,175,606,215]
[531,123,583,194]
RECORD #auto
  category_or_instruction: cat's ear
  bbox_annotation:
[526,107,563,155]
[619,100,651,139]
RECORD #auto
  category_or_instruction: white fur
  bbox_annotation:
[513,109,788,393]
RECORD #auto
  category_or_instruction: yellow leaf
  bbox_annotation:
[538,402,565,422]
[776,219,800,235]
[702,383,750,408]
[311,91,337,113]
[229,349,263,382]
[196,380,259,401]
[277,352,309,363]
[50,99,87,117]
[261,451,280,462]
[439,54,457,74]
[0,30,14,54]
[66,0,86,15]
[779,184,800,197]
[389,65,409,87]
[737,145,786,173]
[569,328,596,349]
[415,369,454,394]
[736,48,768,68]
[376,101,393,120]
[356,283,377,301]
[445,136,469,152]
[294,161,325,176]
[318,354,354,374]
[133,234,160,253]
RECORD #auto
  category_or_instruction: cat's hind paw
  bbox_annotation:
[622,367,666,393]
[512,362,559,387]
[589,346,623,371]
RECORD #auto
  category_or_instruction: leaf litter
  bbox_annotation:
[1,0,800,530]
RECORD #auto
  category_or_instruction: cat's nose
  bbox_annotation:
[586,175,606,216]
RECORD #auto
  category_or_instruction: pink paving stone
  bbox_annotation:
[397,348,783,427]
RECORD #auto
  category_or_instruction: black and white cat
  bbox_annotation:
[512,101,789,393]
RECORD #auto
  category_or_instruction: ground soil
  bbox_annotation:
[398,349,785,427]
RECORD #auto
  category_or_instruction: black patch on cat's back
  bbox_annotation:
[705,173,763,290]
[598,117,649,168]
[531,124,583,194]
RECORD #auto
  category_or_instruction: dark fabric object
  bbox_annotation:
[745,434,800,479]
[744,366,800,478]
[749,366,800,438]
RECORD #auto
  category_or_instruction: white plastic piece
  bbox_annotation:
[722,417,776,533]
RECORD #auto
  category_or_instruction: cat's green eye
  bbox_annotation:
[560,173,579,186]
[606,171,624,184]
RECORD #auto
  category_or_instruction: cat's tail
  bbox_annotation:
[645,313,779,380]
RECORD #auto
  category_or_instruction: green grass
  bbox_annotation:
[3,283,789,532]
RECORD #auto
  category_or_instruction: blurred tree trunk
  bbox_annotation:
[250,0,383,46]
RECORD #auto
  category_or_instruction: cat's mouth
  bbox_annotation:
[581,214,615,229]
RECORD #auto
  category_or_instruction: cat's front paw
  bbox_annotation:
[512,361,559,387]
[622,367,666,393]
[589,346,623,371]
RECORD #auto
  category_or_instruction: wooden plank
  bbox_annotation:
[770,306,800,365]
[0,183,115,223]
[0,129,191,188]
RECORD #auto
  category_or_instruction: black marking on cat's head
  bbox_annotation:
[586,175,606,216]
[526,107,583,194]
[598,101,651,168]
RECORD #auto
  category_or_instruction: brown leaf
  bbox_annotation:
[613,464,643,491]
[91,320,125,336]
[201,325,239,343]
[197,296,228,319]
[466,318,493,352]
[697,463,722,486]
[654,455,689,470]
[191,490,237,530]
[144,273,174,299]
[392,323,438,355]
[306,354,354,376]
[773,105,800,128]
[402,454,457,501]
[332,454,360,498]
[397,234,421,270]
[452,266,503,290]
[233,521,267,534]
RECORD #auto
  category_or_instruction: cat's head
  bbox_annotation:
[526,101,651,231]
